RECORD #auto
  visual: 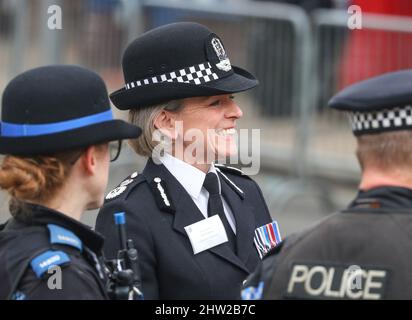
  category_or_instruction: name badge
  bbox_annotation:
[184,215,228,254]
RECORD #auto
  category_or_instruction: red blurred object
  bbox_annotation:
[339,0,412,89]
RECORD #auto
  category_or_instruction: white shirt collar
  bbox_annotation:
[159,153,220,199]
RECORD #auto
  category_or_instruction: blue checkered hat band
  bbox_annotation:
[124,62,219,90]
[348,105,412,134]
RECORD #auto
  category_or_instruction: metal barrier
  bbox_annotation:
[0,0,130,88]
[309,10,412,183]
[0,1,27,86]
[5,0,313,174]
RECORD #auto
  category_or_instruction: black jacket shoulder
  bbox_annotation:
[104,171,146,203]
[215,164,266,200]
[0,222,106,300]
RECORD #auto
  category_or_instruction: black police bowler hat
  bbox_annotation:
[0,65,142,155]
[110,22,259,110]
[329,69,412,135]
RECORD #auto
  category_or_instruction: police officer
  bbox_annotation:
[0,65,141,300]
[242,69,412,300]
[95,22,275,299]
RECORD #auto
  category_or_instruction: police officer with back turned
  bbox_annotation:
[243,69,412,300]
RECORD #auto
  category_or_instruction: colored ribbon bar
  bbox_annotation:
[254,220,282,259]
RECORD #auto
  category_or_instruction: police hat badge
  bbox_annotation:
[211,37,231,72]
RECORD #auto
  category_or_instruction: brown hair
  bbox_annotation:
[356,130,412,171]
[0,149,84,216]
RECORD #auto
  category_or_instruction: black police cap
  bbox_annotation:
[0,65,142,155]
[328,69,412,136]
[110,22,258,110]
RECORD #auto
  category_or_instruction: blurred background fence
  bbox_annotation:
[1,0,412,235]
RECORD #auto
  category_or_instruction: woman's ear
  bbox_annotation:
[80,145,98,175]
[154,110,179,140]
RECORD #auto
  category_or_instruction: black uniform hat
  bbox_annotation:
[0,65,142,155]
[328,69,412,136]
[110,22,258,110]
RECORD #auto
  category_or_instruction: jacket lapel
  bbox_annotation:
[219,172,256,267]
[142,158,249,273]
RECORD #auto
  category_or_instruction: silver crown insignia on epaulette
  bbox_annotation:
[105,186,127,200]
[105,171,139,200]
[120,179,134,187]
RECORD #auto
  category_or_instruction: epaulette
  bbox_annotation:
[47,224,82,251]
[105,171,145,201]
[28,224,84,279]
[30,250,71,279]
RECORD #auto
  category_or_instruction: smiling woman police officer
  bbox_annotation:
[0,65,141,300]
[96,22,274,300]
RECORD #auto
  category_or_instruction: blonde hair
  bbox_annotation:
[128,100,182,157]
[356,130,412,171]
[0,149,84,216]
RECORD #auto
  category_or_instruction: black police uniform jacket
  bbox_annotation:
[0,203,108,300]
[96,158,272,299]
[242,186,412,300]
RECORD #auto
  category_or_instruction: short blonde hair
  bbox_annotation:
[128,100,182,157]
[356,130,412,171]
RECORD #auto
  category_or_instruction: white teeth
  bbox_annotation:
[217,128,236,136]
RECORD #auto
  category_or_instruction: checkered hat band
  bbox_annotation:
[124,62,219,90]
[348,105,412,134]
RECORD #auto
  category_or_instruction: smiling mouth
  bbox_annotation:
[215,128,236,136]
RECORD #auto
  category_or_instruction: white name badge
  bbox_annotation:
[184,215,228,254]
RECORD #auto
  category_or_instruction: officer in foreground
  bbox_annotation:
[242,69,412,300]
[96,22,276,299]
[0,65,141,299]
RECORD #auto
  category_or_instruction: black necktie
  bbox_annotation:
[203,172,237,253]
